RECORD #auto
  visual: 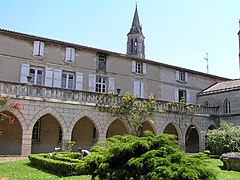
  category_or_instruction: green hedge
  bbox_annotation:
[28,153,87,176]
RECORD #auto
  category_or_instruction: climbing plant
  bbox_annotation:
[0,94,21,135]
[96,92,156,136]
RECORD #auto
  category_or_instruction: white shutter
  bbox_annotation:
[20,64,30,83]
[132,60,136,73]
[33,41,40,55]
[108,77,115,93]
[76,72,83,90]
[45,67,53,87]
[134,81,140,97]
[185,72,188,82]
[176,70,179,81]
[65,48,71,61]
[39,42,45,56]
[186,90,191,103]
[174,88,179,102]
[53,69,62,88]
[71,48,75,62]
[140,82,144,98]
[143,63,146,74]
[88,74,96,92]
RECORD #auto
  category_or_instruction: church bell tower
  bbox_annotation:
[127,5,145,59]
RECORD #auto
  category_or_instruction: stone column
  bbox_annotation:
[21,129,32,156]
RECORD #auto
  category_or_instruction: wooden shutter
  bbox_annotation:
[39,42,45,56]
[185,72,188,82]
[134,81,140,97]
[174,88,179,102]
[176,70,179,81]
[33,41,40,55]
[20,64,30,83]
[53,69,62,88]
[186,90,191,103]
[88,74,96,92]
[45,67,53,87]
[143,63,146,74]
[71,48,75,62]
[132,60,136,72]
[140,82,144,98]
[108,77,115,93]
[65,48,71,61]
[76,72,83,90]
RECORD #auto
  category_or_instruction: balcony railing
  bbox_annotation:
[0,80,219,116]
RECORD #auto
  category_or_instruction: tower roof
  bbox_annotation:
[128,5,142,34]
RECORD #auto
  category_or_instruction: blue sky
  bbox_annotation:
[0,0,239,79]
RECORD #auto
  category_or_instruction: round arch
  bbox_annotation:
[106,119,128,138]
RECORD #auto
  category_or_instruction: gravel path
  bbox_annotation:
[0,156,28,163]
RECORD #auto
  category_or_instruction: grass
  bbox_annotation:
[0,160,91,180]
[0,158,240,179]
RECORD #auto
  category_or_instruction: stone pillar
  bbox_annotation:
[62,131,72,151]
[199,130,206,152]
[97,131,106,142]
[21,130,32,156]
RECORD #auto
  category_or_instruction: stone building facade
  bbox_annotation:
[0,6,231,155]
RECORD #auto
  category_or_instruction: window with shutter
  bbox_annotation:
[33,41,45,56]
[61,72,74,89]
[108,77,115,93]
[176,70,188,83]
[20,64,30,83]
[53,69,62,88]
[65,47,75,62]
[45,68,53,87]
[76,72,83,90]
[29,67,43,85]
[96,76,107,93]
[88,74,96,92]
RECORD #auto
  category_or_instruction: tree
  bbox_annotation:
[96,92,156,136]
[0,94,21,135]
[206,121,240,155]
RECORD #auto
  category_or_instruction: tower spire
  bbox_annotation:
[126,5,145,58]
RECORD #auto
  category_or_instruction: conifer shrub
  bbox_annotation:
[84,131,215,179]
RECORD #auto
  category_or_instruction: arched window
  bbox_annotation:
[134,39,138,52]
[224,99,231,114]
[130,39,134,53]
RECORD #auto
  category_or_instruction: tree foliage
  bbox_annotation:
[96,92,156,136]
[206,121,240,155]
[84,131,215,179]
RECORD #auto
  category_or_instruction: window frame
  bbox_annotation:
[33,41,45,57]
[61,72,74,89]
[95,76,107,93]
[97,54,107,71]
[29,67,43,85]
[224,99,231,114]
[32,120,41,142]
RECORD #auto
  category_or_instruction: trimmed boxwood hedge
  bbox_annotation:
[28,153,86,176]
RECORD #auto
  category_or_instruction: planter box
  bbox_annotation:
[221,154,240,171]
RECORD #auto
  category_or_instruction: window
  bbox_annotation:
[176,70,188,83]
[136,62,143,74]
[132,60,146,75]
[33,41,45,56]
[174,89,190,103]
[65,47,75,62]
[179,89,186,102]
[134,81,144,98]
[134,39,138,52]
[32,120,40,142]
[29,67,43,85]
[205,101,210,107]
[97,54,107,71]
[96,76,107,93]
[224,99,231,114]
[61,72,74,89]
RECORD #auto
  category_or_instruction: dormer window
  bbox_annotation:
[97,53,107,72]
[176,70,188,83]
[65,47,75,62]
[33,41,45,56]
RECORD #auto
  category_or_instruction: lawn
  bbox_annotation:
[0,158,240,180]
